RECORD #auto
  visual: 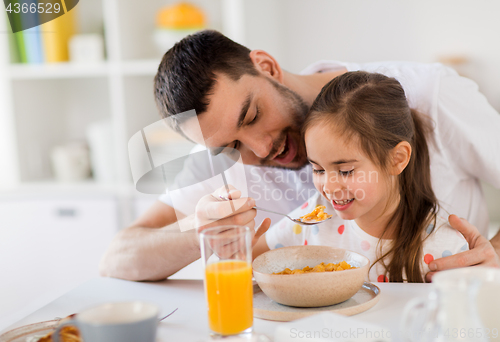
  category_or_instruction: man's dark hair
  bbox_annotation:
[154,30,259,122]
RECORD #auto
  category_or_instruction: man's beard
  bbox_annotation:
[259,78,310,170]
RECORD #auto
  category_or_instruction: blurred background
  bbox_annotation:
[1,0,500,331]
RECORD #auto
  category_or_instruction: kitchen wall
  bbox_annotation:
[244,0,500,111]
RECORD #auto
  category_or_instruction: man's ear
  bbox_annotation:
[249,50,283,83]
[389,141,412,176]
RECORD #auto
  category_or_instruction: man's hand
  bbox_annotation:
[194,185,271,250]
[426,214,500,282]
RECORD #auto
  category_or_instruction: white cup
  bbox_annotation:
[52,302,159,342]
[69,34,105,63]
[50,142,91,182]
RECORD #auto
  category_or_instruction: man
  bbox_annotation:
[100,30,500,282]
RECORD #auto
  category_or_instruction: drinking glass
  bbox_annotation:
[200,225,253,338]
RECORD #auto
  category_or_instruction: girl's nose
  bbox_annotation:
[323,178,345,198]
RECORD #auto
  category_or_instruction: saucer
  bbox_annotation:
[0,320,60,342]
[253,282,380,322]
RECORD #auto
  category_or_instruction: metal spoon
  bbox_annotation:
[159,308,178,322]
[217,195,331,226]
[253,206,332,226]
[56,309,178,325]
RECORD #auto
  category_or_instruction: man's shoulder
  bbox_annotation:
[305,60,451,100]
[355,60,446,74]
[355,61,455,114]
[305,59,447,74]
[356,61,450,87]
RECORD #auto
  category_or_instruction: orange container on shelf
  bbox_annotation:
[156,2,206,29]
[204,260,253,335]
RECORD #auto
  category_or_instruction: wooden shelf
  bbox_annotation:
[8,62,110,80]
[121,59,160,76]
[0,179,132,198]
[7,59,161,80]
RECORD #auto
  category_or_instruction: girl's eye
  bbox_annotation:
[312,169,325,175]
[339,169,354,176]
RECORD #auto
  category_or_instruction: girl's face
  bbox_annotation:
[305,123,393,224]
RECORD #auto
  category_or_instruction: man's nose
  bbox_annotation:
[246,135,273,159]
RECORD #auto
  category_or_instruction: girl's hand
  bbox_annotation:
[425,214,500,282]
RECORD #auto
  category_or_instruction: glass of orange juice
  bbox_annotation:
[200,225,253,338]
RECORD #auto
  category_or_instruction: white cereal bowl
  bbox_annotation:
[252,246,369,307]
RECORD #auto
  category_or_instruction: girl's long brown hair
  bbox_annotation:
[304,71,438,282]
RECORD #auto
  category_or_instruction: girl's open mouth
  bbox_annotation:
[332,198,354,211]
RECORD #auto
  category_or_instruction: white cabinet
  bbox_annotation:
[0,196,118,330]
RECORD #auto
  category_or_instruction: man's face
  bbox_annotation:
[181,73,309,170]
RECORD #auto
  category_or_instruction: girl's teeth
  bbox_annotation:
[334,199,353,205]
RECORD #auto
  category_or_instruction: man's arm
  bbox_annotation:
[99,201,201,281]
[489,227,500,269]
[426,215,500,282]
[100,187,269,281]
[491,228,500,254]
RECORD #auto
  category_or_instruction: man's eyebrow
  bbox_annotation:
[307,158,358,165]
[210,94,253,156]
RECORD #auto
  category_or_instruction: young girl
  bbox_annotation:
[265,71,468,283]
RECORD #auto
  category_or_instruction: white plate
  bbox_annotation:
[0,320,60,342]
[253,282,380,322]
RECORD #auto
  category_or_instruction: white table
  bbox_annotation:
[2,277,433,341]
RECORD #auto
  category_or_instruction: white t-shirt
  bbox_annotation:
[265,192,469,282]
[159,60,500,236]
